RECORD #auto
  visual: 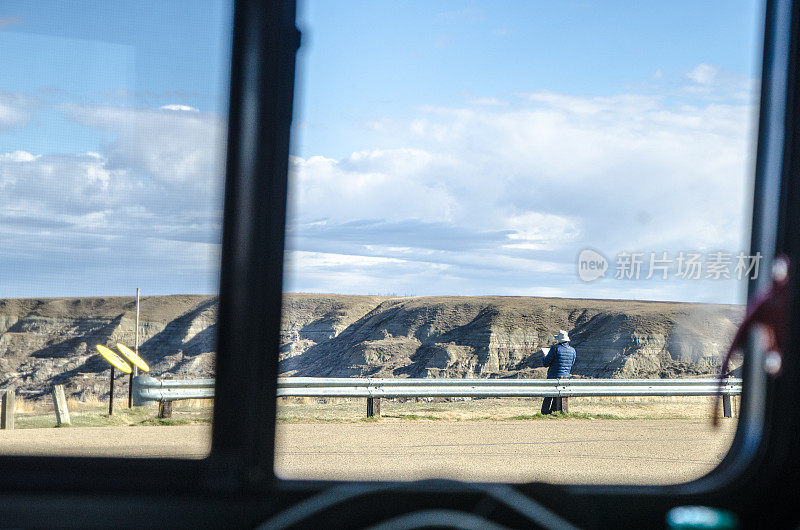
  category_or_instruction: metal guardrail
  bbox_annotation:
[276,377,741,398]
[132,376,215,406]
[132,375,742,417]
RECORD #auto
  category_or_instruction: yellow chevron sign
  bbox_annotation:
[116,343,150,372]
[96,344,132,373]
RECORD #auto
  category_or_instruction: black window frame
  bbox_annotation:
[2,0,800,527]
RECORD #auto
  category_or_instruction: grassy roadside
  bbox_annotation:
[10,395,738,428]
[275,396,738,422]
[13,402,214,429]
[276,411,624,423]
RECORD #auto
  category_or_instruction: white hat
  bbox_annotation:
[553,330,570,343]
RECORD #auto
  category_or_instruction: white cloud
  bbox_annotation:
[504,212,580,250]
[286,84,757,303]
[519,91,663,117]
[0,150,38,162]
[160,104,200,112]
[0,94,29,131]
[0,152,130,217]
[0,77,756,302]
[0,103,227,296]
[66,104,226,190]
[687,63,720,85]
[283,250,429,294]
[467,96,505,106]
[289,151,458,225]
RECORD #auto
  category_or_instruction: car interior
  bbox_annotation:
[2,0,800,528]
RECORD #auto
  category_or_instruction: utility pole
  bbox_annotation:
[127,288,140,408]
[135,287,140,369]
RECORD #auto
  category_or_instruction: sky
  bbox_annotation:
[0,1,764,303]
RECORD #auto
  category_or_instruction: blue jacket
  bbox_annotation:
[542,342,576,379]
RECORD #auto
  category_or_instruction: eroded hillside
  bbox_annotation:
[0,295,217,400]
[280,295,744,379]
[0,294,743,399]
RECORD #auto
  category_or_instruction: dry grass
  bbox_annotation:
[280,396,315,405]
[276,396,740,422]
[10,394,214,429]
[13,401,214,429]
[179,398,214,409]
[67,395,101,410]
[15,395,105,414]
[14,397,39,414]
[13,396,213,415]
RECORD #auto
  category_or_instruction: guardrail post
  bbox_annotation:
[561,397,569,413]
[53,385,71,426]
[366,397,380,418]
[722,394,733,418]
[158,400,173,419]
[1,390,14,430]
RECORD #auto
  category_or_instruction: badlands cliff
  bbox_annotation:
[0,294,743,399]
[280,294,743,379]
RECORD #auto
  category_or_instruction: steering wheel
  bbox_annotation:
[258,480,578,529]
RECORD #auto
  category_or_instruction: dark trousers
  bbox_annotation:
[541,397,567,414]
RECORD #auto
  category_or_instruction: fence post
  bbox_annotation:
[722,394,733,418]
[158,400,173,419]
[53,385,71,426]
[366,397,380,418]
[1,390,14,430]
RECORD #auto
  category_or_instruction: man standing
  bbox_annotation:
[541,329,577,414]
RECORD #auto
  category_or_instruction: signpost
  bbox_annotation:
[118,342,150,409]
[96,291,150,415]
[109,365,115,415]
[117,343,149,372]
[96,345,132,415]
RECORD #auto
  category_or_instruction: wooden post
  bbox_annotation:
[158,400,173,419]
[52,384,71,426]
[561,397,569,413]
[1,390,14,430]
[366,397,380,418]
[722,394,733,418]
[108,366,115,415]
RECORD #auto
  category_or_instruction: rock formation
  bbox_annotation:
[0,294,744,399]
[280,295,744,379]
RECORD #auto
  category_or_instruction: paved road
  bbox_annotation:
[276,419,737,484]
[0,424,212,459]
[0,419,736,484]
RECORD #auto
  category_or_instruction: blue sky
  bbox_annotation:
[0,1,764,303]
[0,0,231,296]
[294,1,761,159]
